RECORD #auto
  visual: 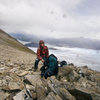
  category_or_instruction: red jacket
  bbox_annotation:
[37,46,49,60]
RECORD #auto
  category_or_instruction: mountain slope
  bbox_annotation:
[0,29,35,54]
[0,29,36,64]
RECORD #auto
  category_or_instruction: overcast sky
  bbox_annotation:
[0,0,100,39]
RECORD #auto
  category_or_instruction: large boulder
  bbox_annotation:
[47,78,76,100]
[24,74,43,87]
[64,78,100,100]
[47,73,100,100]
[57,66,80,82]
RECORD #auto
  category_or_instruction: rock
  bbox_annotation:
[17,70,29,77]
[68,63,74,66]
[92,72,100,87]
[50,76,56,79]
[67,70,80,82]
[47,81,58,94]
[6,62,14,67]
[9,81,23,91]
[44,92,62,100]
[31,91,37,100]
[48,67,100,100]
[77,67,96,79]
[68,88,93,100]
[36,85,46,100]
[10,68,28,77]
[68,87,100,100]
[60,77,68,82]
[57,66,73,81]
[47,79,76,100]
[25,74,43,86]
[0,61,5,65]
[0,80,2,87]
[26,84,35,91]
[10,68,19,73]
[91,93,100,100]
[64,78,100,100]
[9,72,23,82]
[77,67,100,87]
[1,73,24,91]
[13,89,33,100]
[57,66,80,82]
[56,95,63,100]
[13,90,25,100]
[0,67,9,74]
[0,91,9,100]
[57,88,76,100]
[6,92,16,100]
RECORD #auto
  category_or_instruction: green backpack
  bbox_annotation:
[47,54,58,74]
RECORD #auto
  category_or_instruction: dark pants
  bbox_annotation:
[34,57,47,70]
[44,70,54,79]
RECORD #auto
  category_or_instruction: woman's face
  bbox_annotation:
[40,43,44,47]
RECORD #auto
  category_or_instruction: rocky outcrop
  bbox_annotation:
[56,65,100,100]
[0,61,100,100]
[0,29,35,54]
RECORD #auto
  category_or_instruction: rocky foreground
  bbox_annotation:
[0,60,100,100]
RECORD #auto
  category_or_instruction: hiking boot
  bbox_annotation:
[41,73,44,78]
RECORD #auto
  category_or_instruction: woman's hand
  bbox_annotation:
[41,59,44,63]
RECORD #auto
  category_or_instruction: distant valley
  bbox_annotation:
[10,33,100,50]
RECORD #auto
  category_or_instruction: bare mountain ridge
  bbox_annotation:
[0,29,36,64]
[0,29,34,54]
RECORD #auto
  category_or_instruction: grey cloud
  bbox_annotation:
[0,0,100,39]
